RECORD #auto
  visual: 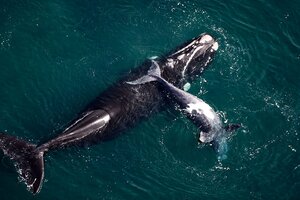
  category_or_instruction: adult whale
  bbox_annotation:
[0,33,218,194]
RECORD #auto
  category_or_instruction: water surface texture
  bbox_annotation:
[0,0,299,199]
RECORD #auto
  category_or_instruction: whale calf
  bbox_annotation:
[0,33,218,194]
[127,60,240,160]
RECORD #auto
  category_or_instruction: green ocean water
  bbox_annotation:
[0,0,299,199]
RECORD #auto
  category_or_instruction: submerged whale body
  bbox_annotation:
[0,33,218,194]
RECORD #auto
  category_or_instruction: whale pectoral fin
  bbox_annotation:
[224,123,241,132]
[126,60,162,85]
[198,131,212,143]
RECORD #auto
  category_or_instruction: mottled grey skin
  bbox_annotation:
[0,33,218,194]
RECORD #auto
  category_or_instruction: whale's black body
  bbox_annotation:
[0,33,218,194]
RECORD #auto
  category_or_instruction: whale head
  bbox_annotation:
[165,33,218,81]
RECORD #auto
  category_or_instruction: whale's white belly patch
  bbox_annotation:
[185,102,215,120]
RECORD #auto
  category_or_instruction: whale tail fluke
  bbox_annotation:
[126,60,162,85]
[0,133,44,194]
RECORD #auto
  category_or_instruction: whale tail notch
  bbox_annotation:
[0,132,44,194]
[126,60,162,85]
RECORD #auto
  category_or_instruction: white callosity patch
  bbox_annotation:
[199,34,213,43]
[212,42,219,51]
[185,102,215,120]
[180,34,214,76]
[171,40,196,56]
[181,45,203,76]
